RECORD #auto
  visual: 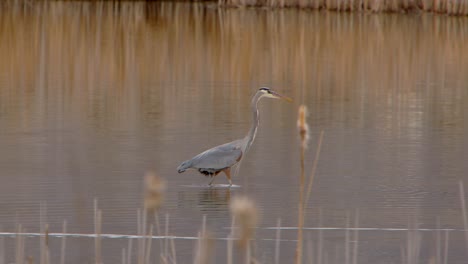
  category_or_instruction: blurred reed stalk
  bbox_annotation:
[127,238,134,264]
[459,181,468,255]
[229,196,259,264]
[403,215,421,264]
[227,215,235,264]
[15,224,25,264]
[194,215,214,264]
[60,220,67,264]
[0,227,4,264]
[142,172,166,264]
[158,213,177,263]
[353,209,360,264]
[40,203,50,264]
[43,225,50,264]
[144,172,166,213]
[94,199,103,264]
[274,218,282,264]
[444,230,450,264]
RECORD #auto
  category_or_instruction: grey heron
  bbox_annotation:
[177,87,292,186]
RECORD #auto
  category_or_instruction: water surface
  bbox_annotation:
[0,2,467,263]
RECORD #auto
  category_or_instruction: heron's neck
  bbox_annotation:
[244,92,262,152]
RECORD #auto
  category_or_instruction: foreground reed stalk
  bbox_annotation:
[60,220,67,264]
[40,203,50,264]
[275,218,282,264]
[94,199,103,264]
[458,181,468,255]
[194,215,214,264]
[15,224,25,264]
[296,105,309,264]
[143,172,166,264]
[0,229,4,264]
[229,196,259,264]
[296,105,324,264]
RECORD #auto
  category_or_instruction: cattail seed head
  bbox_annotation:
[229,196,259,248]
[143,171,166,211]
[297,105,309,149]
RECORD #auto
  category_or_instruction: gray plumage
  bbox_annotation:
[177,140,243,174]
[177,87,291,186]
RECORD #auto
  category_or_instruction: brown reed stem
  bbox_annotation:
[154,213,164,260]
[295,136,305,264]
[194,215,213,264]
[170,237,177,264]
[0,227,4,264]
[227,217,235,264]
[436,217,441,264]
[15,224,24,264]
[274,218,282,264]
[164,213,170,262]
[317,209,323,264]
[352,209,360,264]
[60,220,67,264]
[145,225,154,264]
[44,224,50,264]
[39,203,46,264]
[127,238,133,264]
[296,105,309,264]
[305,130,324,210]
[137,208,146,264]
[444,230,449,264]
[345,211,350,264]
[94,199,102,264]
[458,181,468,255]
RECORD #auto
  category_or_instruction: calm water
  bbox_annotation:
[1,1,468,263]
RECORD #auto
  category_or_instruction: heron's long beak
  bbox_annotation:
[270,90,293,102]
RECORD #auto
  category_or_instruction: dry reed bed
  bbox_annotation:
[1,2,467,134]
[219,0,468,16]
[4,0,468,15]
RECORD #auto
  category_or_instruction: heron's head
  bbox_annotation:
[177,160,192,173]
[258,87,292,102]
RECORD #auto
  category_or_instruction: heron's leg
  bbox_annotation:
[223,168,232,187]
[208,174,216,186]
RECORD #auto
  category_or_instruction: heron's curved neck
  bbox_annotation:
[244,92,262,152]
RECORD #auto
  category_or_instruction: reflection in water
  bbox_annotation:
[177,188,232,213]
[0,2,467,263]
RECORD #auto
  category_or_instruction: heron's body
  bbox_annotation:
[177,87,291,186]
[181,139,243,179]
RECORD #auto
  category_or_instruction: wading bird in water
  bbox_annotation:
[177,87,292,186]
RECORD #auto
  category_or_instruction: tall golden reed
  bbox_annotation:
[296,105,309,264]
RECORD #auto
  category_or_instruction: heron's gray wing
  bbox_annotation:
[190,141,243,170]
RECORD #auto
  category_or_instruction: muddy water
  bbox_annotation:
[0,1,467,263]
